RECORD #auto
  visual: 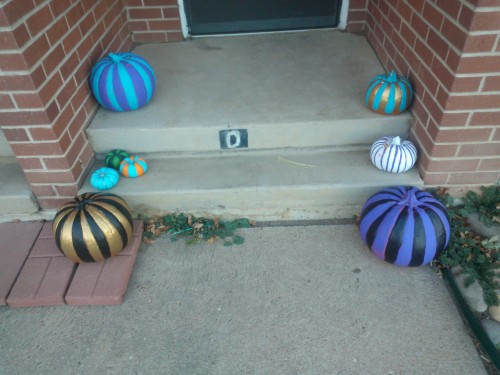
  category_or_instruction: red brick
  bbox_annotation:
[30,184,57,197]
[2,1,36,24]
[143,0,178,5]
[447,171,499,185]
[10,142,63,157]
[129,8,163,19]
[470,11,500,31]
[12,93,44,109]
[458,142,500,157]
[8,26,28,50]
[128,20,148,31]
[78,11,95,36]
[162,7,180,18]
[0,52,29,71]
[435,0,461,19]
[65,221,143,305]
[0,30,18,49]
[483,76,500,92]
[26,4,53,37]
[68,108,87,139]
[450,76,482,92]
[65,2,84,27]
[425,158,480,173]
[478,158,500,171]
[0,222,43,305]
[421,170,449,185]
[426,29,449,60]
[422,91,444,123]
[433,127,493,143]
[445,94,500,110]
[441,18,468,50]
[445,48,461,71]
[0,94,15,109]
[439,112,470,127]
[470,111,500,126]
[350,0,368,8]
[463,34,497,53]
[412,122,458,157]
[411,98,430,126]
[457,55,500,74]
[458,4,475,29]
[423,3,444,31]
[23,35,50,69]
[59,52,79,80]
[413,38,434,67]
[348,9,369,22]
[54,184,79,197]
[28,126,58,142]
[49,1,69,18]
[133,31,168,43]
[408,0,425,13]
[410,12,430,40]
[2,128,29,142]
[0,110,52,126]
[430,58,455,92]
[39,73,63,105]
[62,26,82,54]
[25,170,78,184]
[17,157,43,170]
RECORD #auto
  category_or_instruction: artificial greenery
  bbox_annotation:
[143,212,255,246]
[430,186,500,307]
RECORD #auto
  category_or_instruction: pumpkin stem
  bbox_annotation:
[386,70,398,83]
[108,53,123,63]
[391,136,401,146]
[399,188,421,209]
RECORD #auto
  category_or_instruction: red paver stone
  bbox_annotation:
[65,220,143,305]
[7,231,76,307]
[0,221,43,305]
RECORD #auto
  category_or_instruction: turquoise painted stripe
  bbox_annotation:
[373,82,388,111]
[117,64,138,110]
[365,81,381,106]
[128,60,154,100]
[106,65,122,112]
[399,82,407,112]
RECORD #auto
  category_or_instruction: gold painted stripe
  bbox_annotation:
[368,82,382,110]
[94,201,133,239]
[87,205,125,257]
[80,209,105,262]
[58,209,81,263]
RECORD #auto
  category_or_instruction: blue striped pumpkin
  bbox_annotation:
[370,136,417,173]
[359,186,450,267]
[52,193,133,263]
[90,52,156,112]
[119,156,148,178]
[365,71,413,115]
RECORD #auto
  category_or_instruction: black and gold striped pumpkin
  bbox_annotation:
[52,192,133,263]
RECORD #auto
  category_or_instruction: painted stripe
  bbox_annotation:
[394,208,415,266]
[360,201,396,243]
[117,63,139,110]
[371,203,405,260]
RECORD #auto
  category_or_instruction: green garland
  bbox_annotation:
[143,213,255,246]
[430,186,500,307]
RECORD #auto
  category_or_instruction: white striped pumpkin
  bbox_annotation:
[370,136,417,173]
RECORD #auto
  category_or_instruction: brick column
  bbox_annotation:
[126,0,183,43]
[347,0,368,33]
[0,0,132,209]
[360,0,500,192]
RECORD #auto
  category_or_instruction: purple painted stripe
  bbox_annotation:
[98,64,115,110]
[394,208,415,266]
[112,65,131,111]
[415,207,438,265]
[361,193,398,214]
[371,204,405,260]
[360,201,396,242]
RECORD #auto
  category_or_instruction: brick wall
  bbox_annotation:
[349,0,500,191]
[0,0,132,209]
[126,0,183,43]
[347,0,368,33]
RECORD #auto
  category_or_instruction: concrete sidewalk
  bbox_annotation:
[0,224,487,374]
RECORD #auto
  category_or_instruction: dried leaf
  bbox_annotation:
[192,223,203,229]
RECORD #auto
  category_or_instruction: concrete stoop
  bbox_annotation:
[0,220,143,307]
[0,157,39,217]
[84,30,422,220]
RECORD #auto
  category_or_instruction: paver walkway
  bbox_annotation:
[0,224,488,374]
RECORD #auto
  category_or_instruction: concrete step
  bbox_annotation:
[0,130,14,157]
[87,31,412,154]
[0,158,39,216]
[80,148,423,221]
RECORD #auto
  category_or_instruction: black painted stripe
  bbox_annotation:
[425,207,447,259]
[83,208,111,259]
[385,208,408,264]
[71,209,94,263]
[90,201,129,248]
[365,205,392,248]
[409,214,426,267]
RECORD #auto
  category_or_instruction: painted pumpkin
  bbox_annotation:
[359,186,450,267]
[119,156,147,178]
[90,52,156,112]
[365,71,413,115]
[105,149,130,170]
[370,136,417,173]
[90,167,120,190]
[52,192,133,263]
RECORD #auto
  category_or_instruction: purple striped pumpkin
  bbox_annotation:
[359,186,450,267]
[90,52,156,112]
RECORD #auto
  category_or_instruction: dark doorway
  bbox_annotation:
[184,1,342,35]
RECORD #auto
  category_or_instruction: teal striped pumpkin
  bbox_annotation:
[365,71,413,115]
[90,167,120,190]
[120,156,148,178]
[52,193,133,263]
[90,52,156,112]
